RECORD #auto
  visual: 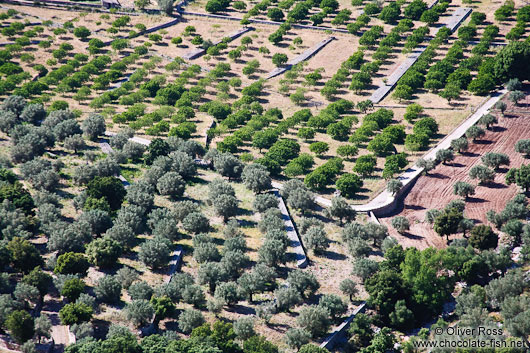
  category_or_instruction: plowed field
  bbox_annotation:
[380,97,530,249]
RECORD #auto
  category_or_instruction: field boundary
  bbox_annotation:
[273,190,308,268]
[182,26,254,60]
[320,302,367,350]
[362,89,507,216]
[264,36,335,80]
[102,89,506,216]
[180,11,351,33]
[368,7,472,104]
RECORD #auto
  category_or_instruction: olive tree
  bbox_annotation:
[417,157,435,174]
[387,179,403,196]
[287,270,319,299]
[478,114,498,130]
[126,299,154,327]
[297,305,331,338]
[34,314,51,343]
[64,135,86,154]
[275,287,302,312]
[156,172,185,199]
[178,308,204,334]
[339,278,358,301]
[94,276,122,304]
[515,139,530,157]
[285,328,311,350]
[253,193,278,213]
[242,163,272,194]
[182,212,210,234]
[450,137,469,153]
[212,152,243,180]
[128,281,154,301]
[81,114,105,141]
[123,141,145,162]
[352,258,379,283]
[453,181,475,199]
[466,126,485,142]
[233,316,255,340]
[214,281,240,306]
[105,224,136,251]
[302,226,329,254]
[326,196,355,225]
[435,148,454,165]
[258,239,286,268]
[481,152,510,171]
[139,237,172,270]
[213,194,239,222]
[115,267,138,289]
[391,216,410,234]
[318,294,347,320]
[469,165,495,184]
[198,262,226,294]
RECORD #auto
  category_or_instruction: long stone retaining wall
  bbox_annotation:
[166,245,184,282]
[320,302,367,350]
[103,17,180,45]
[273,190,308,268]
[182,26,254,60]
[1,0,142,15]
[356,89,506,216]
[0,40,40,47]
[270,89,506,215]
[264,36,335,80]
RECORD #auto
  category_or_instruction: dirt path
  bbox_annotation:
[379,111,530,249]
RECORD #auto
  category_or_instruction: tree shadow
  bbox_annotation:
[466,196,487,203]
[238,219,257,227]
[320,249,347,261]
[462,151,479,157]
[237,206,254,217]
[485,182,508,189]
[400,231,423,240]
[228,304,256,315]
[428,172,450,179]
[473,139,493,145]
[490,126,506,132]
[404,204,425,211]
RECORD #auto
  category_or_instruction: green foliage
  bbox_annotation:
[85,237,122,269]
[125,299,154,327]
[59,303,93,325]
[506,164,530,192]
[469,225,498,250]
[354,154,377,177]
[151,296,175,322]
[6,310,34,343]
[61,278,85,301]
[469,165,495,184]
[494,0,514,21]
[336,174,363,198]
[404,0,427,20]
[272,53,288,67]
[55,252,89,276]
[178,309,205,334]
[297,305,331,338]
[434,208,463,241]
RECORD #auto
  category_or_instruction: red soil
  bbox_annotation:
[379,102,530,249]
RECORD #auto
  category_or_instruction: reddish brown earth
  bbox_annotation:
[380,100,530,249]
